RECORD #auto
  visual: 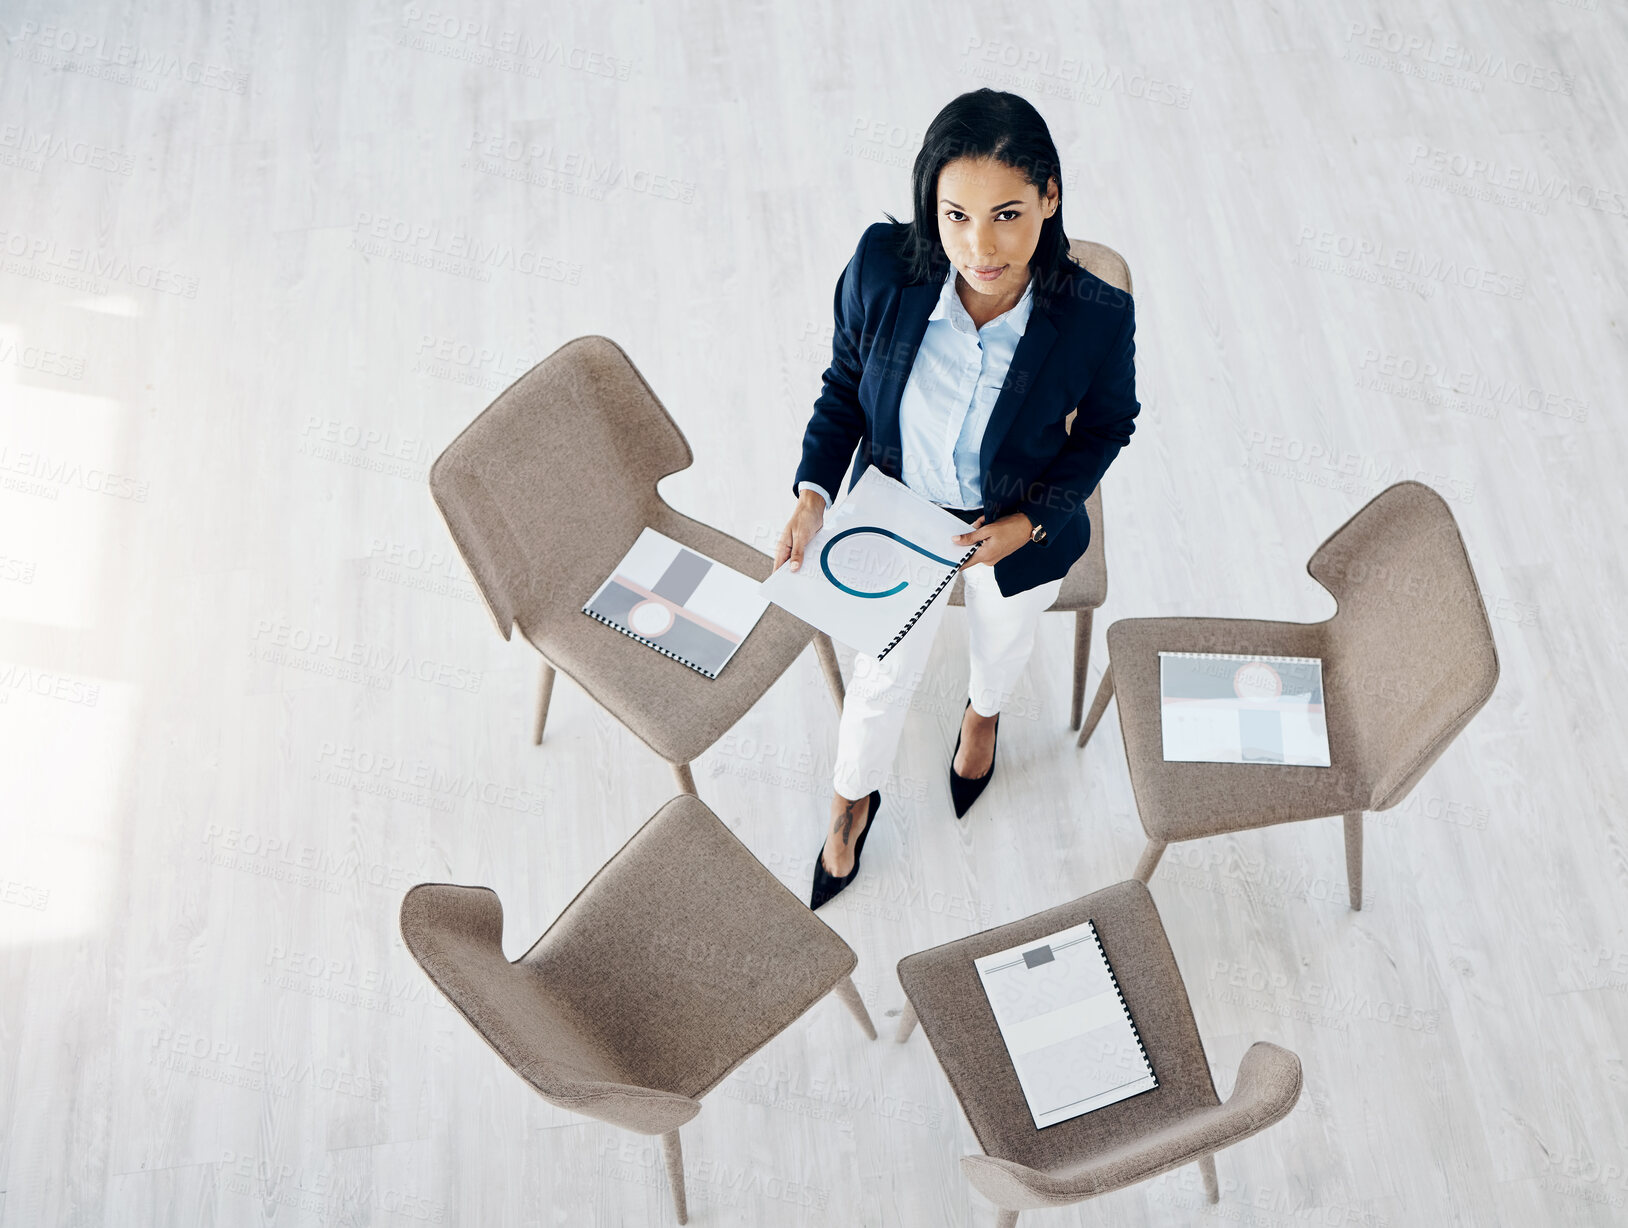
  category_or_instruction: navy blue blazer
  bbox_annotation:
[793,221,1141,597]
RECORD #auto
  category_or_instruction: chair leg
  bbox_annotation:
[532,659,556,746]
[1344,812,1363,910]
[1199,1153,1219,1203]
[661,1129,688,1225]
[1074,664,1114,749]
[832,974,877,1040]
[672,761,697,797]
[895,1000,918,1044]
[813,631,846,708]
[1133,838,1166,884]
[995,1209,1020,1228]
[1070,610,1094,730]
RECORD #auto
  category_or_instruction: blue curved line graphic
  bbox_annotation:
[820,526,961,599]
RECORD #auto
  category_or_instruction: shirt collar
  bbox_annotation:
[929,260,1036,337]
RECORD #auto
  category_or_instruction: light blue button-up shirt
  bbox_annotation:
[799,261,1035,510]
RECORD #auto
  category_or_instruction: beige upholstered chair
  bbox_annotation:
[896,880,1302,1226]
[430,335,846,796]
[945,239,1124,729]
[1077,481,1499,907]
[401,795,876,1224]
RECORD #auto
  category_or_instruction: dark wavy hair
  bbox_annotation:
[883,88,1077,309]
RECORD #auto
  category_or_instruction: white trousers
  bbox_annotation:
[830,561,1065,801]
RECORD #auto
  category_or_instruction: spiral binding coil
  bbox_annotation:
[875,545,979,661]
[1158,650,1322,664]
[581,608,718,679]
[1085,919,1158,1089]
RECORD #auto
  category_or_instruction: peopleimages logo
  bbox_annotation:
[314,742,547,817]
[0,336,86,380]
[398,6,637,80]
[1407,143,1626,216]
[0,445,149,501]
[351,211,582,284]
[1358,349,1589,422]
[463,131,697,203]
[0,124,136,175]
[1294,225,1526,300]
[1343,23,1575,94]
[0,661,101,707]
[147,1029,383,1101]
[0,227,198,297]
[1241,430,1477,504]
[250,618,483,693]
[13,20,249,93]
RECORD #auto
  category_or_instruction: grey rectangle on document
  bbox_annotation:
[652,550,711,605]
[1238,709,1284,762]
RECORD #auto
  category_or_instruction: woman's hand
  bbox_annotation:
[953,512,1034,570]
[774,490,827,572]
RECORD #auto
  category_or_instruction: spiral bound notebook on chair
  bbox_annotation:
[1159,652,1330,766]
[581,527,770,679]
[974,918,1158,1129]
[758,467,978,660]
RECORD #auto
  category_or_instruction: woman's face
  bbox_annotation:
[935,155,1059,299]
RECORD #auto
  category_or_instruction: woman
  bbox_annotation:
[774,88,1141,910]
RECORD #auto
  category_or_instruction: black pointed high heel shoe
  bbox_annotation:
[949,698,999,819]
[809,789,881,911]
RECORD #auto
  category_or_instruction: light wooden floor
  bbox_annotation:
[2,1,1626,1225]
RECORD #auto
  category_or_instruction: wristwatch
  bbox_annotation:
[1028,518,1047,545]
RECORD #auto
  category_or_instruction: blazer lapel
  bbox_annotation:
[977,302,1059,480]
[873,281,939,477]
[873,278,1062,501]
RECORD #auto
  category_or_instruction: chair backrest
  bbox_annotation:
[1016,237,1129,611]
[399,882,700,1133]
[428,336,693,640]
[1067,238,1133,297]
[1308,481,1499,809]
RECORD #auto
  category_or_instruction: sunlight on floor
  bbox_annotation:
[0,672,131,946]
[0,325,132,629]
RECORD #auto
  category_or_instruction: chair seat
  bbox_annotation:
[1104,617,1372,843]
[897,880,1218,1175]
[424,796,854,1100]
[528,507,817,765]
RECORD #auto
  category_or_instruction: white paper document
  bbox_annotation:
[758,467,976,659]
[973,919,1158,1129]
[582,527,769,679]
[1159,652,1330,766]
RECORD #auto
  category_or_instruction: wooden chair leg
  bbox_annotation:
[1133,838,1166,884]
[995,1209,1020,1228]
[832,974,877,1040]
[1070,609,1094,730]
[1075,664,1114,749]
[1344,811,1363,910]
[532,659,556,746]
[813,631,846,708]
[672,761,697,797]
[895,1000,918,1044]
[1199,1153,1219,1203]
[661,1129,688,1224]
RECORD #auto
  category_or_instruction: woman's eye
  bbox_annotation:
[945,211,966,222]
[997,210,1021,221]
